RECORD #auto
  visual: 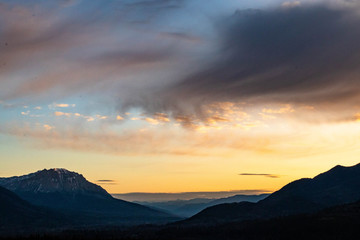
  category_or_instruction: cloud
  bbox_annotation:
[0,119,284,157]
[56,104,69,108]
[125,2,360,123]
[0,124,212,156]
[239,173,280,178]
[0,0,207,105]
[52,111,109,121]
[55,103,73,108]
[4,107,360,160]
[21,111,30,116]
[54,111,71,117]
[43,124,54,131]
[96,115,108,120]
[262,104,295,114]
[282,1,301,8]
[143,112,171,125]
[145,117,160,125]
[97,180,115,182]
[48,103,76,109]
[2,1,360,127]
[86,117,95,122]
[96,179,117,185]
[158,31,203,43]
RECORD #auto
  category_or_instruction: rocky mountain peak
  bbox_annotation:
[0,168,109,196]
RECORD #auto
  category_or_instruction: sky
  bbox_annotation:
[1,0,360,195]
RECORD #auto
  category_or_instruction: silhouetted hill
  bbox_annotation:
[0,185,43,225]
[7,200,360,240]
[189,163,360,223]
[210,194,269,206]
[0,169,177,224]
[0,186,73,235]
[139,194,269,217]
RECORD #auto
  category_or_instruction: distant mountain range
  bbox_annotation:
[112,190,268,202]
[189,163,360,223]
[138,194,269,217]
[0,168,177,231]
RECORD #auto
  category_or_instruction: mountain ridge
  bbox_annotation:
[0,168,110,195]
[189,163,360,223]
[0,168,177,224]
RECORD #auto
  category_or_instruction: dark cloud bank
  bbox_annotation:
[3,1,360,122]
[132,3,360,118]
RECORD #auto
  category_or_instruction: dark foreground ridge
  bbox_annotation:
[0,185,79,236]
[3,199,360,240]
[188,163,360,223]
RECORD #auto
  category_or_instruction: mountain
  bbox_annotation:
[0,169,177,224]
[189,163,360,223]
[172,200,360,240]
[139,194,269,217]
[209,194,269,206]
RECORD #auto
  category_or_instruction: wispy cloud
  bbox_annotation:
[0,101,14,109]
[239,173,280,178]
[43,124,54,131]
[21,111,30,116]
[53,111,109,122]
[96,180,117,185]
[3,115,360,160]
[54,111,71,117]
[262,104,295,114]
[49,103,76,109]
[97,180,115,182]
[0,0,201,104]
[282,1,301,8]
